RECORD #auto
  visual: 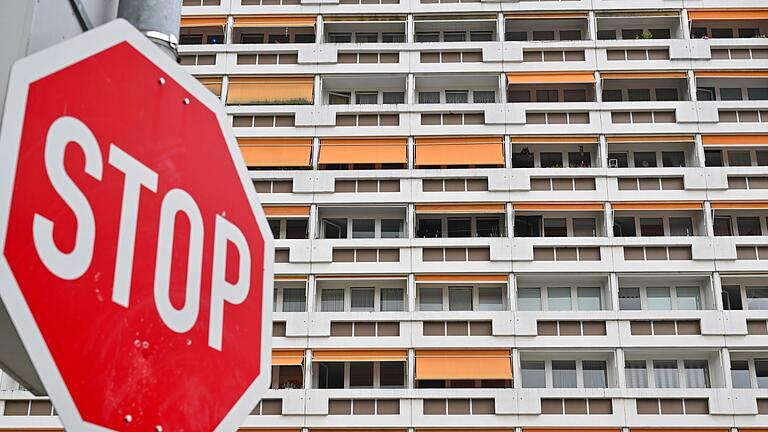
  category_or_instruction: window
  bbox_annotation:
[444,32,466,42]
[445,90,469,104]
[473,91,496,103]
[655,88,679,101]
[470,31,493,41]
[676,287,701,310]
[286,219,308,239]
[613,217,636,237]
[560,30,581,41]
[625,360,648,388]
[541,152,563,168]
[597,30,616,40]
[419,92,440,104]
[628,89,651,102]
[533,31,555,41]
[383,92,405,104]
[647,287,672,310]
[506,31,527,41]
[640,218,664,236]
[478,287,504,311]
[608,152,628,168]
[711,28,734,38]
[634,152,657,167]
[705,150,723,167]
[537,89,559,103]
[564,89,587,102]
[356,92,378,105]
[382,33,405,43]
[415,32,439,42]
[319,363,344,389]
[324,219,347,239]
[731,360,751,388]
[691,27,708,38]
[747,287,768,310]
[352,219,375,239]
[650,28,671,39]
[552,361,577,388]
[568,151,591,167]
[295,34,315,43]
[518,288,542,311]
[573,218,597,237]
[420,287,443,311]
[356,33,379,43]
[268,34,289,44]
[282,288,306,312]
[321,289,344,312]
[349,362,374,387]
[380,362,405,387]
[720,88,743,101]
[521,361,546,388]
[330,33,352,43]
[619,287,641,310]
[729,151,751,166]
[738,28,760,38]
[662,151,686,167]
[653,360,679,388]
[447,218,472,238]
[508,90,531,103]
[622,29,643,39]
[448,287,473,311]
[543,218,567,237]
[748,88,768,100]
[737,217,762,236]
[381,288,404,312]
[714,216,733,236]
[684,360,710,388]
[351,287,375,312]
[577,287,601,311]
[329,92,351,105]
[603,89,622,102]
[547,287,572,311]
[268,219,280,237]
[756,360,768,388]
[583,361,607,388]
[669,218,693,236]
[381,219,403,239]
[697,87,716,101]
[722,285,743,310]
[515,216,541,237]
[476,218,502,237]
[417,219,442,238]
[180,34,204,45]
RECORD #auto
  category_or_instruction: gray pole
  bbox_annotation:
[117,0,181,60]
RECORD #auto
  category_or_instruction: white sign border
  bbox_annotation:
[0,19,274,432]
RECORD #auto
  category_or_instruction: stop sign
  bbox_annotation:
[0,20,274,431]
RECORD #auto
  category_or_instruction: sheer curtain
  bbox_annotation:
[653,360,679,388]
[625,360,648,388]
[380,288,404,312]
[552,361,577,388]
[282,288,306,312]
[684,360,710,388]
[321,289,344,312]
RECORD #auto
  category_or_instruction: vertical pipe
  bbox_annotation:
[117,0,181,59]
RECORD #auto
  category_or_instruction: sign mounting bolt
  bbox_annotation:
[183,97,190,105]
[123,414,132,423]
[159,77,166,85]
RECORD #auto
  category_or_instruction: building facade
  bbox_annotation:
[3,0,768,431]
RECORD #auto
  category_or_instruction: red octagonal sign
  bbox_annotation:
[0,20,274,431]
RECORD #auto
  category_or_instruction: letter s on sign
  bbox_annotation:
[33,116,103,280]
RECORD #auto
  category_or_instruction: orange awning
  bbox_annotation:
[233,15,316,27]
[507,72,595,84]
[701,134,768,146]
[312,350,407,362]
[180,16,227,27]
[711,201,768,210]
[238,138,312,168]
[273,350,304,366]
[197,76,223,96]
[602,72,687,79]
[695,70,768,78]
[319,138,407,165]
[263,205,311,217]
[416,350,512,380]
[631,430,729,432]
[226,76,314,105]
[315,274,406,280]
[504,12,588,19]
[415,136,504,167]
[324,15,406,22]
[510,136,598,144]
[606,135,695,143]
[526,429,621,432]
[688,9,768,20]
[612,202,702,211]
[514,202,604,211]
[419,430,513,432]
[415,203,506,214]
[415,274,508,283]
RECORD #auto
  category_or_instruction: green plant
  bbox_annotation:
[636,30,654,40]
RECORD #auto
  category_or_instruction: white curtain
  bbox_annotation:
[653,360,679,388]
[625,361,648,388]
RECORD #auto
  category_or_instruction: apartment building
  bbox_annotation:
[3,0,768,431]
